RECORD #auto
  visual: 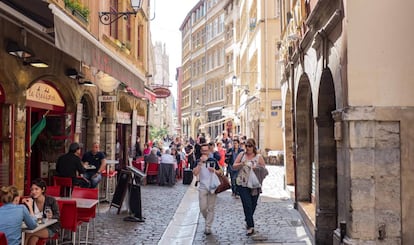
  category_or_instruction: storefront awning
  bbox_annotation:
[126,87,156,103]
[49,4,144,93]
[237,96,259,114]
[199,117,233,129]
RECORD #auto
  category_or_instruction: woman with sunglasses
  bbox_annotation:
[233,138,267,236]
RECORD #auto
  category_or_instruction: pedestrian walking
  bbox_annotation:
[192,143,222,235]
[225,138,244,197]
[232,138,267,236]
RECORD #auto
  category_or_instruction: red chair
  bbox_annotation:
[45,185,61,197]
[57,199,82,245]
[72,187,98,244]
[132,157,144,171]
[53,176,73,197]
[36,232,59,245]
[145,162,159,184]
[101,169,118,202]
[0,231,7,245]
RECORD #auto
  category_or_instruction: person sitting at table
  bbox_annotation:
[56,142,90,188]
[24,178,60,245]
[82,142,106,188]
[0,185,37,245]
[159,148,177,186]
[144,148,160,183]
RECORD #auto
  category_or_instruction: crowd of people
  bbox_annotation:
[138,131,268,237]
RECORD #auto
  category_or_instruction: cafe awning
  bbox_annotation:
[49,3,144,93]
[126,87,157,103]
[199,117,233,129]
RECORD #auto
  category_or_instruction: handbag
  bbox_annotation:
[215,173,231,194]
[247,168,261,188]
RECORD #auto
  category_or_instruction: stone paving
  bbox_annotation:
[91,166,313,245]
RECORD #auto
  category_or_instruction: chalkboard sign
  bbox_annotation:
[109,170,131,214]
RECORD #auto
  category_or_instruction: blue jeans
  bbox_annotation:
[83,172,102,188]
[230,171,238,194]
[237,185,259,228]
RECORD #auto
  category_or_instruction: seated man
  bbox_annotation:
[82,142,106,188]
[144,148,159,184]
[56,142,90,188]
[159,149,177,186]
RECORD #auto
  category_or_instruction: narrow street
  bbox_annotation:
[94,166,312,244]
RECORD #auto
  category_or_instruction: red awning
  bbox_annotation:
[127,87,156,103]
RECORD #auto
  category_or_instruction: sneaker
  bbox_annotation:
[246,227,255,236]
[204,228,212,235]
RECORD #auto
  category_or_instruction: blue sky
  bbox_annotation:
[150,0,198,99]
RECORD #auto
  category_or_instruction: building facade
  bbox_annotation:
[279,0,414,244]
[0,0,153,193]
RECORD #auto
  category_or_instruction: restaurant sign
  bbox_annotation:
[117,111,131,124]
[26,82,65,107]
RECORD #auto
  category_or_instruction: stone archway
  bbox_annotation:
[283,83,294,186]
[315,68,337,243]
[296,74,314,202]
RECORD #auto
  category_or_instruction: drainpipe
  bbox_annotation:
[290,54,297,209]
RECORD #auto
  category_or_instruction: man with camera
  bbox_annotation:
[192,143,222,235]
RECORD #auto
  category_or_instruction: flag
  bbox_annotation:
[30,117,46,146]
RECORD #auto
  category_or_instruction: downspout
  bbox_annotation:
[264,0,268,150]
[290,55,297,209]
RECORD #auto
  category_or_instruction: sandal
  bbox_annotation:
[246,227,255,236]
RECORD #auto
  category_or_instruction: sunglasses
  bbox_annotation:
[246,144,253,148]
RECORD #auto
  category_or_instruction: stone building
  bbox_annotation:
[0,0,153,193]
[279,0,414,244]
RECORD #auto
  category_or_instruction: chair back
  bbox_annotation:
[57,199,78,232]
[72,187,98,219]
[146,162,159,176]
[72,187,98,199]
[0,231,7,245]
[53,176,73,197]
[45,185,61,197]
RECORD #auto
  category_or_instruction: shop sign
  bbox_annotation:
[117,111,131,124]
[137,115,146,126]
[99,95,117,102]
[27,82,65,107]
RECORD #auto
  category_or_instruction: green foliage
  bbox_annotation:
[149,126,168,142]
[64,0,90,19]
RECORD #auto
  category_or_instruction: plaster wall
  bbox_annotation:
[347,0,414,106]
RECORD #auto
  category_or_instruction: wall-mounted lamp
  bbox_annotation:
[66,68,84,80]
[6,41,33,59]
[196,97,200,104]
[78,80,95,87]
[99,0,143,25]
[232,75,249,93]
[23,59,49,68]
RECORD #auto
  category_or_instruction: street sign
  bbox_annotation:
[98,95,117,102]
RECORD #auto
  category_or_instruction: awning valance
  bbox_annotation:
[199,117,233,129]
[49,4,144,93]
[237,96,259,114]
[127,87,156,103]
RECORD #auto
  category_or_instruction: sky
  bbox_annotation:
[149,0,199,99]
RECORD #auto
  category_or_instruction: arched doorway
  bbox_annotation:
[25,80,69,193]
[315,68,337,242]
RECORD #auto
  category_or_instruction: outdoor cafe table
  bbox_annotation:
[55,197,98,209]
[21,218,58,245]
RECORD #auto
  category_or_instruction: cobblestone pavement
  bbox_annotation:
[91,166,312,245]
[94,183,188,245]
[193,166,312,245]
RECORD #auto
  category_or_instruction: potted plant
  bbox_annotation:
[64,0,90,23]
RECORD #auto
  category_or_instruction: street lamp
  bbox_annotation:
[232,75,249,94]
[99,0,143,25]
